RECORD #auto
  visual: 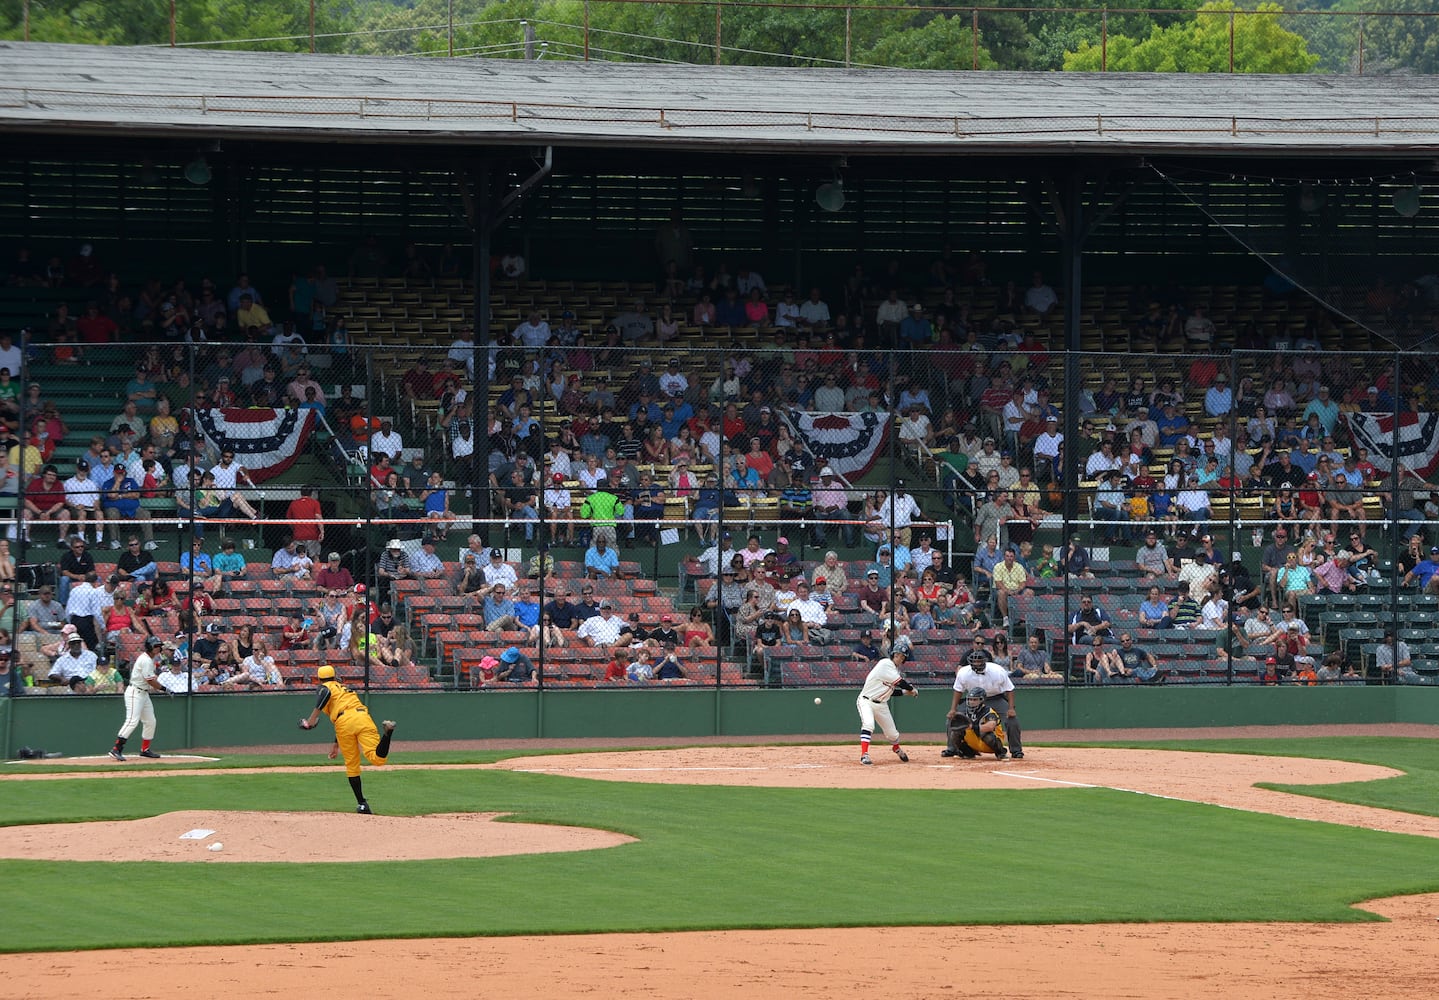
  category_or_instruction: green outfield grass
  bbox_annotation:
[3,739,1439,953]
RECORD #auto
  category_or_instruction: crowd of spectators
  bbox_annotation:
[7,235,1438,691]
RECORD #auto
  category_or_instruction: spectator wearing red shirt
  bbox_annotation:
[286,485,324,558]
[24,464,71,545]
[315,553,355,592]
[76,303,118,344]
[721,403,746,442]
[402,358,442,400]
[743,437,775,479]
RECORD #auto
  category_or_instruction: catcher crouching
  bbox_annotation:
[945,687,1008,759]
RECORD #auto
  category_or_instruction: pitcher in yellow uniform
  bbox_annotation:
[299,665,396,814]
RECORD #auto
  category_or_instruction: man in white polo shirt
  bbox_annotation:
[576,600,624,654]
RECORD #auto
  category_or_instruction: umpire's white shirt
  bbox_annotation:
[955,662,1014,698]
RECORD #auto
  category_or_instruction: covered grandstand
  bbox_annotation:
[1,41,1438,747]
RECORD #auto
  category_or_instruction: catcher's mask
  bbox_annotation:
[967,649,987,667]
[965,686,987,710]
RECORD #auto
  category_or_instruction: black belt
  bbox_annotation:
[336,707,368,718]
[867,696,886,703]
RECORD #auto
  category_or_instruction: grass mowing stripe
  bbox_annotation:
[3,768,1439,951]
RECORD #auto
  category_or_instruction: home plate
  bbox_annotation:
[8,754,221,764]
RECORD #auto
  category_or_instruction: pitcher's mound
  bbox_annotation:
[0,810,633,862]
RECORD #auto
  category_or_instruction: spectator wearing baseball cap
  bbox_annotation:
[1403,546,1439,594]
[315,551,355,592]
[482,548,518,590]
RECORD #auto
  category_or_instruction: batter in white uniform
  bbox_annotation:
[855,638,918,766]
[108,635,170,761]
[949,649,1024,759]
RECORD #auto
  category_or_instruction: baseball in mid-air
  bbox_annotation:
[813,697,822,705]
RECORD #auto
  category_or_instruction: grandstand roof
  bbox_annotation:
[1,41,1437,156]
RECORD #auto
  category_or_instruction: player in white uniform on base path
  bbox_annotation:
[855,637,918,765]
[949,649,1025,759]
[108,635,170,761]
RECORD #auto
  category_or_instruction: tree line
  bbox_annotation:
[3,0,1436,74]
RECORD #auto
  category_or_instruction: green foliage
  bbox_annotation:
[1065,1,1319,72]
[4,741,1439,951]
[0,0,1401,74]
[866,15,997,72]
[1353,0,1439,75]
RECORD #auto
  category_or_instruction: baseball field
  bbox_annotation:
[2,729,1438,999]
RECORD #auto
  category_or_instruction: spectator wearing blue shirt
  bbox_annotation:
[1402,546,1439,594]
[692,473,730,544]
[729,456,761,495]
[101,470,151,548]
[1156,404,1189,448]
[1203,373,1233,416]
[481,585,520,632]
[869,547,895,588]
[513,586,542,630]
[179,537,218,588]
[628,393,663,423]
[899,303,933,345]
[1058,537,1094,578]
[584,536,620,580]
[1301,385,1339,436]
[1289,439,1319,476]
[971,536,1002,593]
[715,288,746,327]
[1067,594,1114,645]
[1138,586,1173,629]
[880,542,910,573]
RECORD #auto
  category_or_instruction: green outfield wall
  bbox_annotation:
[3,687,1435,757]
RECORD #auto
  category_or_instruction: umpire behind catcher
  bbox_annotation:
[945,649,1024,759]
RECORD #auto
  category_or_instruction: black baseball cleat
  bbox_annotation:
[893,747,909,763]
[995,750,1009,760]
[1011,751,1025,760]
[356,801,373,814]
[107,748,125,762]
[138,749,162,759]
[939,749,957,758]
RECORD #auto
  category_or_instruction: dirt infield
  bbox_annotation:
[7,893,1438,1000]
[0,809,631,863]
[3,735,1438,999]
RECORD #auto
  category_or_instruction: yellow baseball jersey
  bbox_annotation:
[318,679,366,722]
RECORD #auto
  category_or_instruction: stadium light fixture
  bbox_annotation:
[815,180,846,213]
[183,155,212,186]
[1393,183,1422,219]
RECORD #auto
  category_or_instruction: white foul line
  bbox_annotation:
[993,770,1099,789]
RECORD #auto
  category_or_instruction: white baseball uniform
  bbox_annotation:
[857,658,907,745]
[118,652,158,741]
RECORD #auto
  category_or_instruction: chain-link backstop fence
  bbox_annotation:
[3,284,1436,697]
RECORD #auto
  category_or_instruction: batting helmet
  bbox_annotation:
[144,635,166,649]
[317,665,336,680]
[966,686,988,709]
